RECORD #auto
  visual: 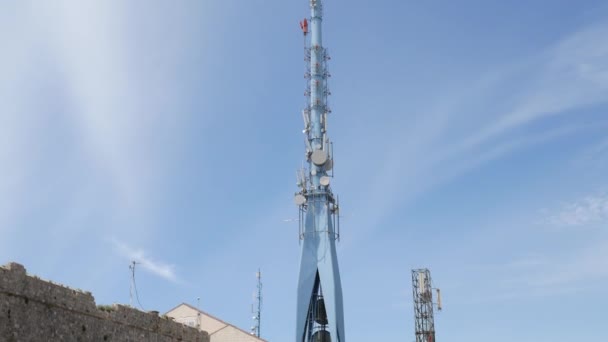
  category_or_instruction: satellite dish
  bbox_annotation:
[311,149,328,166]
[320,176,330,186]
[294,194,307,206]
[324,159,333,171]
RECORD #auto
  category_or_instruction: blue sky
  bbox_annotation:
[2,1,608,341]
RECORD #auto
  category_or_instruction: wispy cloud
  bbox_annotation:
[0,1,205,216]
[345,20,608,242]
[0,2,150,241]
[470,190,608,303]
[33,1,158,209]
[111,239,179,283]
[512,240,608,291]
[459,22,608,152]
[0,2,211,254]
[442,22,608,174]
[578,137,608,168]
[546,194,608,227]
[589,138,608,156]
[466,238,608,304]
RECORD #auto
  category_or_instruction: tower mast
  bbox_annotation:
[412,269,442,342]
[295,1,345,341]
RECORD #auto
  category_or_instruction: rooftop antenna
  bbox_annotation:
[197,297,201,329]
[129,261,144,310]
[250,269,263,337]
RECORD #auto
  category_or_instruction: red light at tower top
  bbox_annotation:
[300,18,309,36]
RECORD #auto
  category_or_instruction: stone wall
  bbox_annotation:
[0,262,209,342]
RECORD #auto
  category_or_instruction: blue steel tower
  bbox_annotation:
[294,0,345,341]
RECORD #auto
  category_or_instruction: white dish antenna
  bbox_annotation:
[311,150,328,166]
[320,176,330,186]
[324,159,333,171]
[294,194,307,206]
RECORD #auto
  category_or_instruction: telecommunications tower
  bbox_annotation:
[294,0,345,341]
[412,269,442,342]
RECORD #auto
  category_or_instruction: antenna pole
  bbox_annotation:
[129,261,144,310]
[197,297,201,329]
[251,269,263,337]
[129,261,135,307]
[257,269,262,337]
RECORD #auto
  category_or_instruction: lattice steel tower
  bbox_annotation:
[294,0,345,341]
[412,269,441,342]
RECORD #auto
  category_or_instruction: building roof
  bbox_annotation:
[165,302,267,342]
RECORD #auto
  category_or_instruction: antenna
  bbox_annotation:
[251,269,263,338]
[320,175,330,187]
[304,135,313,154]
[436,289,442,311]
[196,297,201,329]
[129,261,144,310]
[296,166,308,192]
[302,109,311,130]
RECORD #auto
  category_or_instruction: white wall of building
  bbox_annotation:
[166,303,266,342]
